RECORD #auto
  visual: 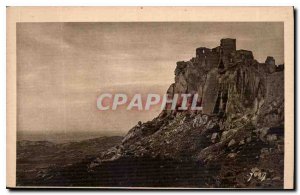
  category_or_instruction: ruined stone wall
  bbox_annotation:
[195,47,219,70]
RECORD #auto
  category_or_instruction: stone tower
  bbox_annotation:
[220,38,236,57]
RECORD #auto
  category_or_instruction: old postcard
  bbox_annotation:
[7,7,294,189]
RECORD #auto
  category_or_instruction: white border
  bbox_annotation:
[1,1,298,194]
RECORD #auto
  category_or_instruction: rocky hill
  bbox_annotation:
[20,38,284,188]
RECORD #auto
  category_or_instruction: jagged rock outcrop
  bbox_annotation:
[96,38,284,187]
[85,38,284,188]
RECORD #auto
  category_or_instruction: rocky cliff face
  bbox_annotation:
[98,38,284,187]
[32,38,285,188]
[119,38,284,150]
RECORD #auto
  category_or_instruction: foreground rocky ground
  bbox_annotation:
[17,38,285,188]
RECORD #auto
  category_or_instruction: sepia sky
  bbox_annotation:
[17,22,284,137]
